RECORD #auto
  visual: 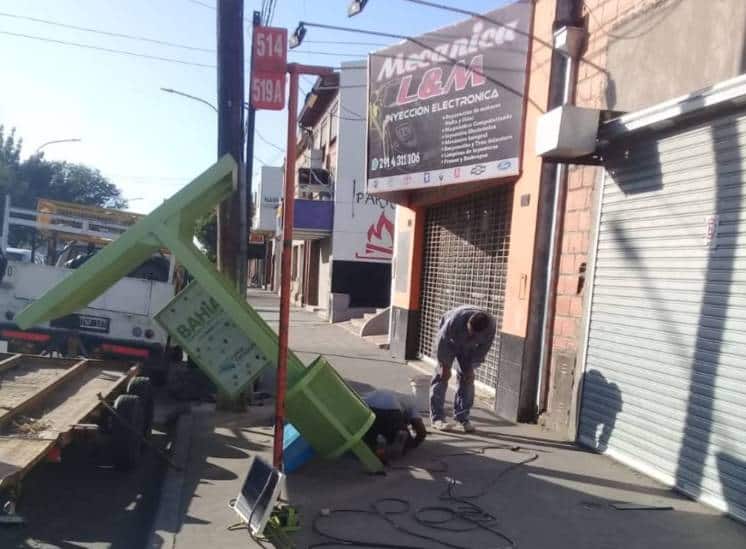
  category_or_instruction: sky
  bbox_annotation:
[0,0,511,213]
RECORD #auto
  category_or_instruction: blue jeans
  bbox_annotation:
[430,357,475,423]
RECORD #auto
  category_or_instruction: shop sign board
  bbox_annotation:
[366,0,532,194]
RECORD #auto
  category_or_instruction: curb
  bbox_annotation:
[147,410,194,549]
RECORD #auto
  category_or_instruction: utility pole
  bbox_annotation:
[216,0,245,289]
[244,10,261,295]
[216,0,245,411]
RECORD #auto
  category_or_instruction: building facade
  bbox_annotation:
[538,0,746,523]
[282,61,394,322]
[372,0,746,522]
[374,0,557,422]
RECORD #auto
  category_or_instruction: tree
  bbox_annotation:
[19,159,126,209]
[195,211,217,262]
[0,125,22,197]
[1,125,126,210]
[1,125,127,248]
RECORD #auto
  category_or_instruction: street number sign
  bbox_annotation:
[251,26,288,110]
[253,26,287,71]
[252,71,286,110]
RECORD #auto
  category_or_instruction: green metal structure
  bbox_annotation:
[15,156,306,383]
[15,155,382,472]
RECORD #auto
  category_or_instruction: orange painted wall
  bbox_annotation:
[391,204,424,310]
[500,0,556,337]
[389,0,558,338]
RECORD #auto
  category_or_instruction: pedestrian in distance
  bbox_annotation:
[430,305,496,433]
[362,389,427,463]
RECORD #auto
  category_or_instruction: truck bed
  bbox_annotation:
[0,354,135,489]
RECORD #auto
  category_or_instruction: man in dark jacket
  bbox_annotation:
[430,306,496,433]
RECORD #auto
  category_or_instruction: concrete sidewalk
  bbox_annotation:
[150,289,746,548]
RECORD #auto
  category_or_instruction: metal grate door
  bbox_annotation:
[418,186,513,388]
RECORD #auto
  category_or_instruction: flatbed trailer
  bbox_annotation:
[0,353,154,520]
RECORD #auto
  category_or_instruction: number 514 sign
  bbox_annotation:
[251,26,287,111]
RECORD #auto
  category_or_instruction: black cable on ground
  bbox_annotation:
[309,446,539,548]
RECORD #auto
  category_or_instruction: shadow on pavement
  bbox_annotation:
[0,432,169,549]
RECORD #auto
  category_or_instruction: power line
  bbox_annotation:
[185,0,215,9]
[0,29,215,69]
[255,128,284,153]
[290,50,367,58]
[0,11,214,53]
[297,21,530,104]
[299,83,366,122]
[306,39,389,46]
[268,0,279,25]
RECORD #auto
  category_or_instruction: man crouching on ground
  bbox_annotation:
[431,306,496,433]
[362,389,427,463]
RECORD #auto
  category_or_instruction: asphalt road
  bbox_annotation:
[0,420,170,548]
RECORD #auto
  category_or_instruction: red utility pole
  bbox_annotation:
[273,63,334,470]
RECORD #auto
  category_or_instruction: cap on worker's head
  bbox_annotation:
[467,311,490,333]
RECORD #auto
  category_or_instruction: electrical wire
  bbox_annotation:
[296,21,530,104]
[309,446,539,548]
[583,0,684,41]
[306,39,389,47]
[265,0,278,26]
[299,83,366,121]
[289,49,368,58]
[0,29,215,69]
[255,129,285,153]
[0,11,214,52]
[185,0,215,9]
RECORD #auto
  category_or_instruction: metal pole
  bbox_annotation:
[274,66,300,469]
[242,10,261,298]
[216,0,244,287]
[35,138,81,153]
[216,0,245,412]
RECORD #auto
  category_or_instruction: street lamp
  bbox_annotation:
[289,22,306,49]
[35,138,81,153]
[347,0,368,17]
[160,87,218,113]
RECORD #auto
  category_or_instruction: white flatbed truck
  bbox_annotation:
[0,197,176,379]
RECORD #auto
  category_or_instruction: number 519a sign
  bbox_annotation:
[251,26,287,111]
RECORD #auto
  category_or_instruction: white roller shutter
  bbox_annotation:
[579,108,746,522]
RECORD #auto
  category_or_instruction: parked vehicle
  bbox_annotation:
[3,247,46,265]
[0,197,176,379]
[0,353,154,519]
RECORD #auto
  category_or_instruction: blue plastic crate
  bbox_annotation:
[283,423,315,473]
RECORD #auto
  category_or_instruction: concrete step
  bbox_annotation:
[363,334,389,350]
[337,320,360,337]
[349,317,366,332]
[363,312,377,322]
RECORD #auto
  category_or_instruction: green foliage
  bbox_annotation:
[0,125,127,247]
[0,126,22,194]
[195,210,217,263]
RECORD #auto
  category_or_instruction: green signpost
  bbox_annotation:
[155,281,274,398]
[15,155,382,472]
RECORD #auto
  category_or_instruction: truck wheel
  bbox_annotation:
[127,376,154,437]
[111,394,145,471]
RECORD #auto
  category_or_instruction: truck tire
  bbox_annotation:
[111,394,145,471]
[127,377,154,438]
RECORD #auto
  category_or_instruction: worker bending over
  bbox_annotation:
[431,305,496,433]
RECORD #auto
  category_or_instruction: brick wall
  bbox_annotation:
[544,0,677,431]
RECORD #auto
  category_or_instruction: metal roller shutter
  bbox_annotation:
[418,186,512,389]
[579,109,746,521]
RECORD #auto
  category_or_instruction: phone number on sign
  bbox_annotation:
[371,153,421,171]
